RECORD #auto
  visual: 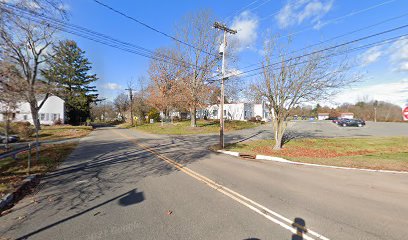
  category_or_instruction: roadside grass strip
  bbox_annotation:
[115,130,329,240]
[225,137,408,172]
[132,120,260,135]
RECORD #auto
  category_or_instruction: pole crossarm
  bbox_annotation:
[213,22,237,149]
[213,22,237,34]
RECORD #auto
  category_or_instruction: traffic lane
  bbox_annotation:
[183,152,408,240]
[1,127,292,240]
[0,129,155,238]
[131,130,408,240]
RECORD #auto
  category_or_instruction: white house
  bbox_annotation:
[197,102,270,121]
[340,112,354,119]
[317,113,330,120]
[0,95,65,125]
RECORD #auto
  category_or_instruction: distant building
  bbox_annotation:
[0,96,65,125]
[197,102,270,121]
[340,112,354,119]
[317,113,330,120]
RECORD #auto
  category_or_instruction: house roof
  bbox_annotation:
[340,112,354,115]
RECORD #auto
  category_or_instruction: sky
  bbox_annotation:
[61,0,408,108]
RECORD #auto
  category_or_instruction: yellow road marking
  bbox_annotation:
[114,130,329,240]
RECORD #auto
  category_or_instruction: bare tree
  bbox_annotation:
[251,38,356,149]
[90,101,116,122]
[131,76,150,125]
[147,48,183,125]
[176,10,219,127]
[0,0,66,132]
[0,62,25,149]
[113,93,129,121]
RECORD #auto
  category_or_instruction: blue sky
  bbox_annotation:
[63,0,408,107]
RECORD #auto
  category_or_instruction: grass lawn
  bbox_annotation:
[0,142,78,196]
[0,125,92,154]
[133,119,261,135]
[34,125,93,141]
[226,137,408,171]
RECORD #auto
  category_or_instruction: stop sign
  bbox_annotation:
[403,107,408,121]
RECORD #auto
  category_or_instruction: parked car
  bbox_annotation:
[0,134,20,143]
[337,119,365,127]
[329,117,342,124]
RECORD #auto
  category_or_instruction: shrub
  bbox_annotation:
[172,116,180,122]
[147,108,160,122]
[54,118,63,125]
[12,122,35,138]
[249,117,257,122]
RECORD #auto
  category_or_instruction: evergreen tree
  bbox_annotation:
[43,40,98,125]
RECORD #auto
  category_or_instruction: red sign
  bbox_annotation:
[403,107,408,121]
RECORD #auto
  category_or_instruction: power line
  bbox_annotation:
[276,0,398,40]
[223,23,408,79]
[91,0,218,58]
[210,35,404,83]
[1,2,211,72]
[238,11,408,71]
[232,34,407,81]
[208,29,408,82]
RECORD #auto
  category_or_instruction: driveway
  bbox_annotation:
[1,127,407,239]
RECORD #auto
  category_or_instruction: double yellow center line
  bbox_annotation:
[114,130,329,240]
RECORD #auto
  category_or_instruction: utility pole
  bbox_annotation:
[213,22,237,149]
[125,86,134,126]
[374,100,378,122]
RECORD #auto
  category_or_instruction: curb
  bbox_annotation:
[0,174,39,213]
[216,150,408,174]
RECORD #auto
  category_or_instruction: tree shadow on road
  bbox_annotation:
[15,188,143,240]
[2,133,215,236]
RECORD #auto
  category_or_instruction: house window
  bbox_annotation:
[46,113,49,121]
[40,113,45,121]
[23,115,28,120]
[244,111,247,117]
[52,114,59,121]
[213,110,218,116]
[224,110,226,115]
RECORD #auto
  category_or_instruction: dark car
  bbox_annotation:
[338,119,365,127]
[328,117,340,123]
[0,134,20,143]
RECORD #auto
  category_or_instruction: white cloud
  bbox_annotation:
[102,83,122,90]
[359,46,382,66]
[389,37,408,72]
[276,0,334,29]
[225,68,243,78]
[230,11,259,51]
[329,79,408,108]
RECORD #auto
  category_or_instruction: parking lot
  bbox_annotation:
[233,120,408,142]
[287,120,408,138]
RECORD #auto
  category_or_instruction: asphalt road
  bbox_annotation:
[1,127,407,240]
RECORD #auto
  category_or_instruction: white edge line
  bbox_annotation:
[117,132,328,240]
[217,151,408,174]
[256,156,408,174]
[217,150,240,156]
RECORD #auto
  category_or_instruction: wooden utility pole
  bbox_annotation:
[213,22,237,149]
[125,87,134,126]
